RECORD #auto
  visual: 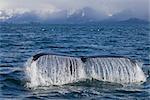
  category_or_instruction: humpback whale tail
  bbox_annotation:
[25,53,146,87]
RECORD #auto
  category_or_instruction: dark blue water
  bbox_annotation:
[0,23,150,99]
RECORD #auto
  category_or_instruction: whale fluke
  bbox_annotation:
[25,54,146,87]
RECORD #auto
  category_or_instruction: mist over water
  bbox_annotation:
[0,23,150,99]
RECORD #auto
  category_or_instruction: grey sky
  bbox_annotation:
[0,0,149,18]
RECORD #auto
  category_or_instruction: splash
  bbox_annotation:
[25,54,146,87]
[25,55,86,87]
[85,57,146,83]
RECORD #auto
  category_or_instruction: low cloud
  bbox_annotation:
[0,0,149,21]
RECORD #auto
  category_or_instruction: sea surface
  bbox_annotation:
[0,23,150,99]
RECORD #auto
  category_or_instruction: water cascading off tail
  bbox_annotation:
[26,54,86,87]
[25,54,146,87]
[85,57,146,83]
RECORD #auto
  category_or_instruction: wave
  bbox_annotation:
[25,53,146,87]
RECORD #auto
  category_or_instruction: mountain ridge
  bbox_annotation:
[0,7,149,24]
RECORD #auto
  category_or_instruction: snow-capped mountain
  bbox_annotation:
[0,7,109,24]
[66,7,108,23]
[0,7,149,24]
[105,9,149,22]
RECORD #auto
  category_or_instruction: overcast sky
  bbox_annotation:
[0,0,149,19]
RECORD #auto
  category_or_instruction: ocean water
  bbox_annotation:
[0,23,150,99]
